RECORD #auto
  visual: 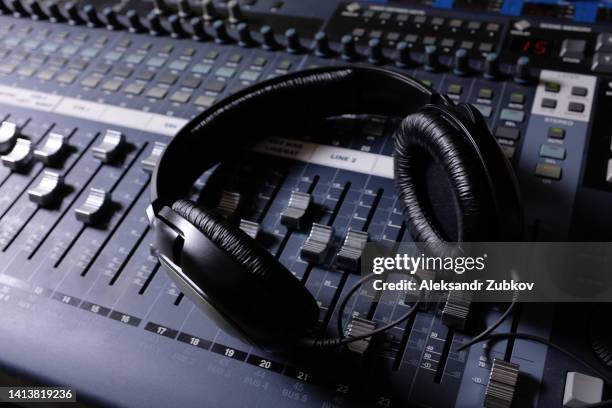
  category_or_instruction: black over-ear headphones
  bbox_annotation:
[148,66,523,351]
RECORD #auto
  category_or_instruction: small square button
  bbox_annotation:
[509,93,525,104]
[114,66,133,78]
[204,50,219,61]
[277,60,292,71]
[479,43,494,53]
[181,75,202,89]
[252,57,267,67]
[124,82,145,95]
[568,102,585,113]
[158,72,178,85]
[135,69,155,81]
[500,108,525,123]
[239,70,261,82]
[204,80,226,93]
[124,53,145,64]
[459,41,474,50]
[215,67,236,78]
[94,63,111,74]
[194,95,216,108]
[474,104,492,118]
[56,72,77,84]
[168,60,189,71]
[227,53,242,64]
[81,74,102,88]
[571,86,588,97]
[170,91,192,103]
[545,81,561,93]
[191,63,212,75]
[146,56,167,68]
[447,84,462,95]
[541,98,557,109]
[478,88,493,99]
[102,79,123,92]
[540,144,566,160]
[547,127,565,139]
[147,86,168,99]
[535,163,562,180]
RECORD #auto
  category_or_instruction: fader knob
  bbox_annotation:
[103,7,124,30]
[126,9,146,33]
[341,34,358,61]
[227,0,243,24]
[484,52,500,80]
[83,4,103,27]
[148,11,169,36]
[28,0,48,20]
[10,0,29,17]
[47,0,66,22]
[190,16,209,41]
[168,14,188,38]
[285,28,304,54]
[260,25,280,50]
[65,1,85,25]
[236,22,254,47]
[314,32,333,57]
[212,19,232,44]
[395,41,412,68]
[514,56,531,84]
[453,48,470,76]
[424,45,440,71]
[201,0,217,21]
[367,38,384,64]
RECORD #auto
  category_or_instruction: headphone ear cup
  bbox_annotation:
[393,108,498,243]
[171,199,319,347]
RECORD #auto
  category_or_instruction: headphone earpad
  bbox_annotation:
[394,107,499,243]
[171,199,319,344]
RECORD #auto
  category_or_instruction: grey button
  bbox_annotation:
[540,144,566,160]
[572,86,588,97]
[124,82,145,95]
[535,163,562,180]
[541,98,557,109]
[591,53,612,74]
[495,126,520,140]
[181,75,202,89]
[169,91,192,103]
[473,104,492,118]
[563,372,604,407]
[500,108,525,123]
[204,80,226,93]
[596,33,612,52]
[568,102,585,113]
[194,95,216,108]
[560,39,587,60]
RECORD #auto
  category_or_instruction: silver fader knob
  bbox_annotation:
[484,358,520,408]
[300,223,334,264]
[280,191,311,229]
[0,121,19,153]
[441,290,472,330]
[141,141,166,173]
[1,138,32,171]
[239,219,260,239]
[93,130,124,163]
[75,187,110,224]
[344,316,376,355]
[216,190,240,218]
[335,229,368,271]
[28,171,63,206]
[33,132,66,165]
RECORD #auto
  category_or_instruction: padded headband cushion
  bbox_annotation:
[171,199,319,330]
[151,66,433,208]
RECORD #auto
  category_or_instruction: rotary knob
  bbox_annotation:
[260,25,280,50]
[212,19,232,44]
[177,0,192,19]
[453,48,470,76]
[313,32,334,57]
[395,41,413,68]
[126,9,146,33]
[47,0,67,22]
[103,7,124,30]
[28,0,48,20]
[168,14,188,38]
[227,0,243,24]
[484,52,500,80]
[148,11,169,36]
[201,0,217,21]
[190,16,209,41]
[285,28,304,54]
[10,0,29,17]
[65,1,85,25]
[236,22,254,47]
[424,45,440,72]
[153,0,168,15]
[367,38,385,64]
[514,56,531,84]
[83,4,103,27]
[341,34,359,61]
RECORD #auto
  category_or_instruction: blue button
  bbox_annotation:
[540,145,566,160]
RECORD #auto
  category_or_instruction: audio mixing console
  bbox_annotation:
[0,0,611,407]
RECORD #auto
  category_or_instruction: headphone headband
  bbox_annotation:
[151,66,433,212]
